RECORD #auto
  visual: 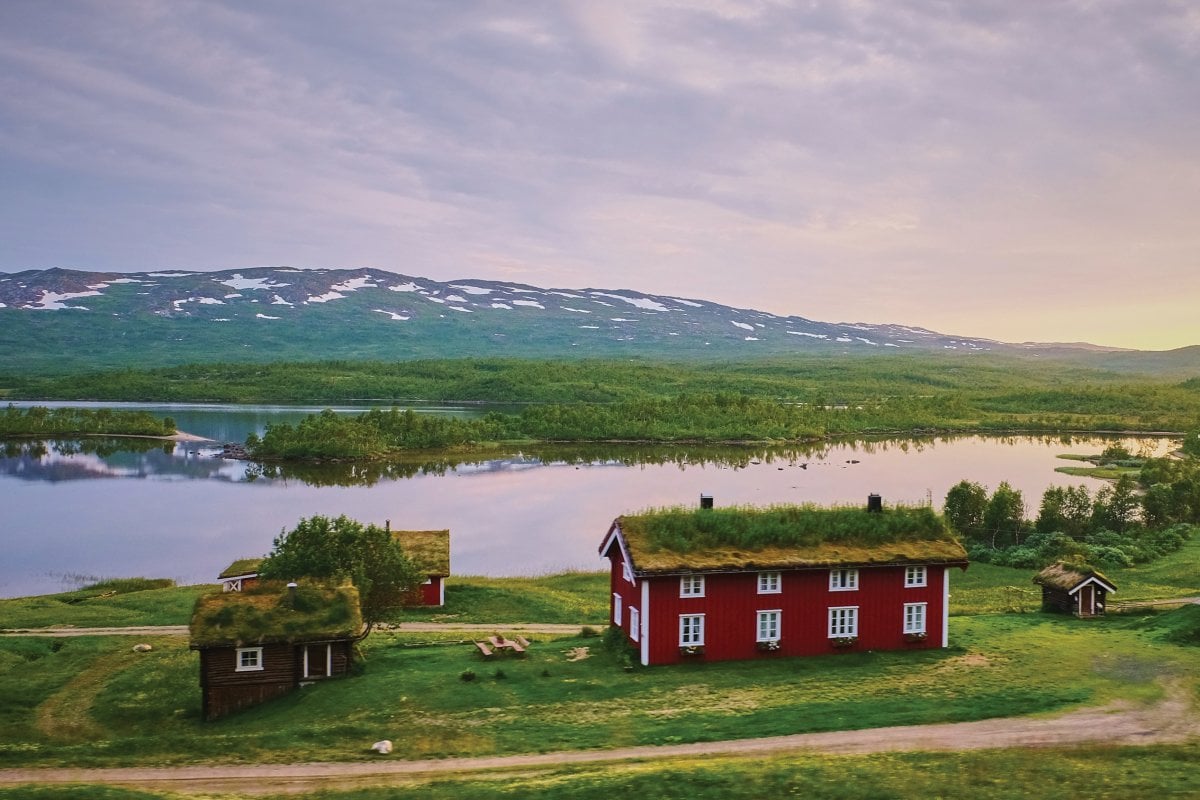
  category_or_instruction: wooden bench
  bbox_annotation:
[515,635,531,649]
[474,641,494,658]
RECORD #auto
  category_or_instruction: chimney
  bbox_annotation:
[385,519,391,533]
[286,581,298,608]
[867,494,883,513]
[700,493,714,510]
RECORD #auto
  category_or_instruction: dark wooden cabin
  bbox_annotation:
[1033,562,1116,617]
[189,582,364,720]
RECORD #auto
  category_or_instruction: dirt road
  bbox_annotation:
[0,622,593,637]
[1,680,1195,795]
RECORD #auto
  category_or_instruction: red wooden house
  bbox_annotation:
[599,498,969,666]
[390,528,450,606]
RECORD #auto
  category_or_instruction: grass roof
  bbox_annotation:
[189,582,363,647]
[1033,562,1116,592]
[393,529,450,575]
[617,504,967,574]
[218,558,264,579]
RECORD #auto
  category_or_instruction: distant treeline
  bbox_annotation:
[0,405,176,438]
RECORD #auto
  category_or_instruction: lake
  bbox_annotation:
[0,403,1173,598]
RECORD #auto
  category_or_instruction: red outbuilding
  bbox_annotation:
[599,497,969,666]
[390,528,450,606]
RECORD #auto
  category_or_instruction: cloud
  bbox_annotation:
[0,0,1197,347]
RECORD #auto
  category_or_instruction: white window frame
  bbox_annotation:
[679,613,705,646]
[904,602,927,634]
[680,574,705,598]
[629,606,640,642]
[756,609,781,642]
[613,592,623,625]
[622,559,636,585]
[757,571,781,594]
[235,646,264,672]
[829,568,859,592]
[828,606,859,637]
[905,566,927,588]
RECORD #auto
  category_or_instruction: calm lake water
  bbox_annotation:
[0,403,1174,598]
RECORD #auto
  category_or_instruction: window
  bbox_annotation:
[680,574,705,597]
[630,607,640,642]
[905,566,927,587]
[235,646,264,672]
[904,602,927,634]
[613,592,623,625]
[679,614,705,645]
[828,606,858,637]
[757,610,780,642]
[829,568,858,591]
[757,571,781,594]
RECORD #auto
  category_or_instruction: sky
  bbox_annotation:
[1,1,1198,350]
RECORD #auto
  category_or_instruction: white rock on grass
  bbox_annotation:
[132,643,153,652]
[370,740,393,754]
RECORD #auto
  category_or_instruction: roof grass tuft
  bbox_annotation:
[189,582,362,647]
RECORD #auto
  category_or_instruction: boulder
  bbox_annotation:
[132,643,153,653]
[370,740,393,755]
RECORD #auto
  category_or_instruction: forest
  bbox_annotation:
[0,404,176,438]
[944,445,1200,570]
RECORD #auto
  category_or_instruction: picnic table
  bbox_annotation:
[474,634,530,658]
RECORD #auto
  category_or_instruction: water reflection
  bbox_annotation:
[0,431,1176,598]
[0,433,1172,488]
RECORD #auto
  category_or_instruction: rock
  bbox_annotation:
[370,740,393,754]
[132,643,153,653]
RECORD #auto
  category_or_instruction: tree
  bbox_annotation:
[1035,485,1092,538]
[259,514,421,629]
[943,480,987,542]
[983,481,1026,549]
[1092,475,1141,533]
[1183,429,1200,459]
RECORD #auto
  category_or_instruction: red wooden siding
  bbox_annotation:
[625,565,953,666]
[419,575,444,606]
[607,543,642,647]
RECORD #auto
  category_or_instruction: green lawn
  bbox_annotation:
[1,612,1197,769]
[389,571,609,625]
[0,582,215,630]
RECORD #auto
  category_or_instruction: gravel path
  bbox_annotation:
[0,622,594,637]
[1,681,1195,795]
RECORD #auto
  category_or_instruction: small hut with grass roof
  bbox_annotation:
[218,557,263,592]
[190,582,364,719]
[389,526,450,606]
[600,496,969,666]
[1033,562,1116,618]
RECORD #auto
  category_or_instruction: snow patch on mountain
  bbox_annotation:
[449,284,493,295]
[731,321,754,331]
[512,300,544,309]
[220,274,289,291]
[374,309,410,321]
[389,282,424,293]
[590,292,668,312]
[25,290,103,310]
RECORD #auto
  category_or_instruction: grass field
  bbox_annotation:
[1,610,1197,769]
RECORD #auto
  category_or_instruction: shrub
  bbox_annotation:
[459,669,476,682]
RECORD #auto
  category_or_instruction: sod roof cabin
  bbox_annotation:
[600,498,969,666]
[390,527,450,606]
[218,557,263,593]
[1033,562,1116,618]
[189,582,364,720]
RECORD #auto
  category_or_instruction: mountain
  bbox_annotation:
[0,267,1195,375]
